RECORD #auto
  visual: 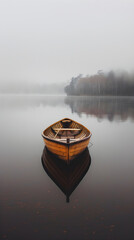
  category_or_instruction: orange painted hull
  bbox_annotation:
[43,134,90,162]
[42,118,92,163]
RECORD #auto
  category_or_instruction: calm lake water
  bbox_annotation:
[0,95,134,240]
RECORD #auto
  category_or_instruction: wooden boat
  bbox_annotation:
[42,118,92,163]
[41,147,91,202]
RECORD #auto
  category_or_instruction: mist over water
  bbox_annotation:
[1,70,134,96]
[0,82,65,94]
[1,95,134,122]
[1,0,134,239]
[0,0,134,86]
[0,95,134,240]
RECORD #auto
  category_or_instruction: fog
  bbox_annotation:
[0,81,65,94]
[0,0,134,89]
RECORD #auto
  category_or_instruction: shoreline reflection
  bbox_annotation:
[65,96,134,121]
[1,95,134,122]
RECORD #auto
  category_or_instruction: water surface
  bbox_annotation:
[0,95,134,240]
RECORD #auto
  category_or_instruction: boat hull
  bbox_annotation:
[42,118,92,163]
[43,137,90,163]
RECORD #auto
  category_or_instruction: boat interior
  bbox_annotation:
[43,118,90,143]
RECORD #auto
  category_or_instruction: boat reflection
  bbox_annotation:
[41,147,91,203]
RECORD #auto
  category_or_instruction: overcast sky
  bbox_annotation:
[0,0,134,85]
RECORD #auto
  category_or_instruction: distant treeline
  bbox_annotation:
[0,82,65,94]
[65,71,134,96]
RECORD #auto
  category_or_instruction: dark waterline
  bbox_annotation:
[0,95,134,240]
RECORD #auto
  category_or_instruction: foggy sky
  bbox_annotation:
[0,0,134,86]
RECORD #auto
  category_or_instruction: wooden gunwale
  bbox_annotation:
[42,117,92,146]
[42,134,91,146]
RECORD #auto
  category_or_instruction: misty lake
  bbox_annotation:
[0,95,134,240]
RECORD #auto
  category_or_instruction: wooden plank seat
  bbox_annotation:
[51,127,82,138]
[55,138,79,142]
[52,133,87,142]
[53,128,81,131]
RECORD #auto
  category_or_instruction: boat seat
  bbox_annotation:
[51,127,82,137]
[52,128,81,131]
[55,138,78,142]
